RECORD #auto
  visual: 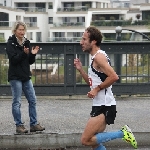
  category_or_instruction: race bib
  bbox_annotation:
[88,78,92,86]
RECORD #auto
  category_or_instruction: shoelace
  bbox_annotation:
[18,125,26,130]
[21,125,25,129]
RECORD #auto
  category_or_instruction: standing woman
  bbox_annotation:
[6,21,45,134]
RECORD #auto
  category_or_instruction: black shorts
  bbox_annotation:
[90,105,117,125]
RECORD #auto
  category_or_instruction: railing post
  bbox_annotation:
[115,26,122,84]
[64,44,76,95]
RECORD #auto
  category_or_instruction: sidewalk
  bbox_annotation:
[0,96,150,149]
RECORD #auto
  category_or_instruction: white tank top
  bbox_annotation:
[88,50,116,106]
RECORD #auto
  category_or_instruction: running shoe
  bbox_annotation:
[121,125,137,149]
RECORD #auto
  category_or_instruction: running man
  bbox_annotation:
[74,26,137,150]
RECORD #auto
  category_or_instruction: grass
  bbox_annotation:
[121,66,149,75]
[1,64,150,85]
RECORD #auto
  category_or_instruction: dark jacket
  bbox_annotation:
[6,34,36,82]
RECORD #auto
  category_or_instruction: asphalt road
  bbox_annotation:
[0,96,150,134]
[0,96,150,149]
[1,146,150,150]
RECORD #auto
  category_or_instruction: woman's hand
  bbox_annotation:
[31,46,39,54]
[24,46,29,54]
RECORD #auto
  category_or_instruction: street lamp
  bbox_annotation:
[115,26,150,41]
[114,26,123,84]
[115,26,122,41]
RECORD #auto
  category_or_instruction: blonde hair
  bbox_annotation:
[12,21,27,34]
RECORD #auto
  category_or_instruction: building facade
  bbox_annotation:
[0,0,150,42]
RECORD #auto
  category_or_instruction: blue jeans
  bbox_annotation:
[9,80,37,126]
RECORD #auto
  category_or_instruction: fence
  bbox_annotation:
[0,42,150,96]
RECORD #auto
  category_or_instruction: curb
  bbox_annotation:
[0,132,150,149]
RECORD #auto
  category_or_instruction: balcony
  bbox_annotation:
[53,22,85,27]
[15,7,46,12]
[47,37,81,42]
[91,20,150,27]
[25,22,37,27]
[57,6,88,12]
[0,21,15,27]
[0,21,37,28]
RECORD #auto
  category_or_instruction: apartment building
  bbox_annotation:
[0,0,150,42]
[111,0,131,8]
[131,0,150,4]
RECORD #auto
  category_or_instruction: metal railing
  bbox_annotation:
[57,6,88,12]
[91,20,150,26]
[47,37,81,42]
[53,22,85,27]
[25,22,37,27]
[0,21,37,27]
[15,7,46,12]
[0,21,15,27]
[0,42,150,96]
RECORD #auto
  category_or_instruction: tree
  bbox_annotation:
[135,14,141,25]
[136,14,141,20]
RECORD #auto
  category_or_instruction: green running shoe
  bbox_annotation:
[121,125,137,149]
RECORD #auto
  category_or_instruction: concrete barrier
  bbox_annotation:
[0,132,150,149]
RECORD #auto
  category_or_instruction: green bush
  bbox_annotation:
[34,73,82,84]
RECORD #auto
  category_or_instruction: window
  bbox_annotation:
[64,2,74,8]
[0,12,9,26]
[29,17,37,27]
[48,2,53,9]
[27,32,33,40]
[17,3,29,11]
[54,32,65,37]
[29,17,37,22]
[35,3,45,12]
[0,33,5,42]
[63,17,70,23]
[73,32,82,37]
[64,2,74,11]
[77,17,85,22]
[4,0,6,6]
[35,3,45,9]
[106,3,108,8]
[0,12,9,21]
[17,3,28,7]
[103,3,105,8]
[142,11,150,20]
[82,2,91,8]
[16,16,21,21]
[48,17,53,24]
[36,32,41,42]
[0,33,4,38]
[124,3,129,8]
